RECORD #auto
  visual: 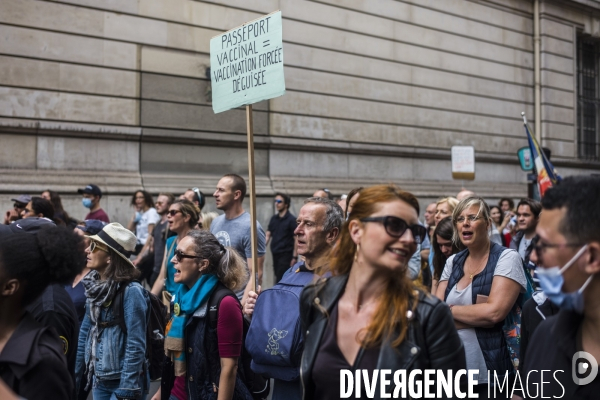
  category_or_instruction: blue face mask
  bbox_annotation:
[134,211,142,223]
[536,245,591,313]
[82,198,93,209]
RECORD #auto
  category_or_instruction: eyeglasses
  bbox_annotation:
[174,249,202,262]
[167,210,182,217]
[274,199,283,204]
[90,241,109,253]
[360,216,427,244]
[531,236,581,259]
[455,215,484,224]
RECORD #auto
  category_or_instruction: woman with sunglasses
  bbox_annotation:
[151,230,251,400]
[435,197,527,396]
[300,185,465,399]
[431,217,463,295]
[151,200,200,300]
[75,223,150,400]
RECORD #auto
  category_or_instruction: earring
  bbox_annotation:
[354,243,360,262]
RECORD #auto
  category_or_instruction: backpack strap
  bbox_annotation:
[107,282,129,334]
[207,285,237,330]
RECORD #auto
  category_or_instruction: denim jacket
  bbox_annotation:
[75,282,149,399]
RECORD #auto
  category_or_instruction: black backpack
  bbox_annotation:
[208,286,270,400]
[109,282,168,381]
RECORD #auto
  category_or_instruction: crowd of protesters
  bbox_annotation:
[1,174,599,399]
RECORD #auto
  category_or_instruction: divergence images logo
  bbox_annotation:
[572,351,598,385]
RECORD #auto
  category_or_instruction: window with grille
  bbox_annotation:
[577,37,600,160]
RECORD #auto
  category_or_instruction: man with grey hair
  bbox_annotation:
[243,197,342,400]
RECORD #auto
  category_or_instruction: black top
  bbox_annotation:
[25,284,79,382]
[64,280,87,325]
[153,219,174,273]
[519,296,559,371]
[312,303,379,400]
[0,312,74,400]
[522,308,600,399]
[268,210,297,254]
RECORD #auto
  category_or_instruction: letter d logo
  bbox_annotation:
[572,351,598,385]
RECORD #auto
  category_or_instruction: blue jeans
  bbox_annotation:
[92,375,148,400]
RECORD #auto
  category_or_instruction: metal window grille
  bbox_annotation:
[577,37,600,160]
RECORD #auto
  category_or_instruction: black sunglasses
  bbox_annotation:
[167,210,182,217]
[360,216,427,244]
[174,249,202,262]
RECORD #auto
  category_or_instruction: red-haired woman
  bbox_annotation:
[300,185,465,399]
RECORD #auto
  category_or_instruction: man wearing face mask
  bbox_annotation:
[520,176,600,399]
[77,184,109,223]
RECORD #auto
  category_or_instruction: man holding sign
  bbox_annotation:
[211,10,286,297]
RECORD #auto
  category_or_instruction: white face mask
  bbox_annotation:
[535,245,591,313]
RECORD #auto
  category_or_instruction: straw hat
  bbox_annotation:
[89,223,137,267]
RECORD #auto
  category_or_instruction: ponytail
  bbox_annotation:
[217,247,247,292]
[186,230,248,292]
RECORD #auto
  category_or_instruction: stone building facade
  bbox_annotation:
[1,0,600,244]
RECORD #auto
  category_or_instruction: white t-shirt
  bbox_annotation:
[440,249,527,382]
[136,207,160,245]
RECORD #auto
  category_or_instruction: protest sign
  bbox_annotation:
[211,11,286,292]
[451,146,476,180]
[210,10,285,114]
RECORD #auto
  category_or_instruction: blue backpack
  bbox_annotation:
[245,263,315,381]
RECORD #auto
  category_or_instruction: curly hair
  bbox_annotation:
[0,226,86,305]
[186,230,248,292]
[130,190,154,209]
[30,196,55,219]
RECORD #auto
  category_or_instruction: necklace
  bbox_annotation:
[466,255,488,279]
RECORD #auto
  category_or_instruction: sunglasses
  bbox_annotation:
[167,210,182,217]
[360,216,427,244]
[174,249,202,262]
[13,203,25,209]
[90,241,109,253]
[274,199,283,204]
[192,187,202,202]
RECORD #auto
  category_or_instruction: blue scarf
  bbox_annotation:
[164,274,219,376]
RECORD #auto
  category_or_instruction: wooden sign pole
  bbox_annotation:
[246,104,259,293]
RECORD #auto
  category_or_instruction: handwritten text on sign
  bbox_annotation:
[451,146,475,180]
[210,11,285,114]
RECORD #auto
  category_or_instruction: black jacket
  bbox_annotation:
[299,274,466,400]
[519,292,558,371]
[0,312,74,400]
[522,308,600,399]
